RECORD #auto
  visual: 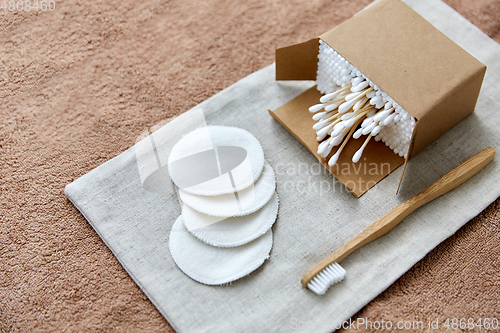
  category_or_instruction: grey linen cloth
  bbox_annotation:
[65,0,500,332]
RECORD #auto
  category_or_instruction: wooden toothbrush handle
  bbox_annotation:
[302,147,495,287]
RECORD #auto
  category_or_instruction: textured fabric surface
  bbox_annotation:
[182,193,279,247]
[1,0,500,332]
[169,216,273,285]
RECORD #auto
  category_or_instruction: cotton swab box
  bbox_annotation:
[168,126,265,196]
[311,40,416,166]
[181,192,279,248]
[178,161,276,217]
[271,0,486,196]
[169,216,273,285]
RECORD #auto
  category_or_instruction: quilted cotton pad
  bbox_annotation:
[179,161,276,217]
[168,126,265,196]
[169,215,273,285]
[182,192,279,248]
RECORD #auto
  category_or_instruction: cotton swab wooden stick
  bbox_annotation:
[352,134,372,163]
[353,96,369,112]
[328,118,363,166]
[321,84,352,100]
[327,94,351,105]
[302,147,495,295]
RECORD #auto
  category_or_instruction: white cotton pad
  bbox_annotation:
[169,215,273,285]
[168,126,265,196]
[179,161,276,217]
[182,192,279,248]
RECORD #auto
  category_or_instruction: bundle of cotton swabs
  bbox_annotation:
[310,40,416,166]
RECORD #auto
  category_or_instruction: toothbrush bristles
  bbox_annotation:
[307,262,346,295]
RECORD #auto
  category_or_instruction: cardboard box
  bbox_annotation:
[269,0,486,197]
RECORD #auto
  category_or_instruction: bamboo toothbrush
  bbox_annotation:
[302,147,495,295]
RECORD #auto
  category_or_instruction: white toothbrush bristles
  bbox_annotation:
[307,262,346,295]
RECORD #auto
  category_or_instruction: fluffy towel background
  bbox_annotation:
[1,0,499,331]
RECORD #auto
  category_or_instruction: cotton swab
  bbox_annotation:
[325,101,342,112]
[309,104,325,113]
[353,96,369,112]
[328,118,363,166]
[312,111,328,121]
[352,134,372,163]
[361,122,377,135]
[319,84,352,103]
[350,80,369,92]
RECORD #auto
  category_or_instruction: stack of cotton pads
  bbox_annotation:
[167,126,278,285]
[310,40,416,166]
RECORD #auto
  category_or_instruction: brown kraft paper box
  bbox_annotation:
[269,0,486,197]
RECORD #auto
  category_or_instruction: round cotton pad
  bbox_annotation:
[182,192,279,247]
[168,126,265,196]
[179,161,276,217]
[169,215,273,285]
